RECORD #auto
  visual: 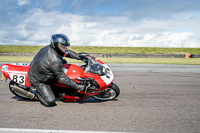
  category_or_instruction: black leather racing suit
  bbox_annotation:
[28,45,83,107]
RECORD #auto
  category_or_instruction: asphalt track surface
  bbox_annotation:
[0,64,200,133]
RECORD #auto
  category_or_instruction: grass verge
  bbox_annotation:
[0,56,200,65]
[0,45,200,54]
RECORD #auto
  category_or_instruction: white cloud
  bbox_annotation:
[127,32,200,48]
[24,9,57,26]
[17,0,30,6]
[14,24,29,38]
[1,8,200,47]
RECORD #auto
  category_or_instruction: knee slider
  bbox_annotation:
[45,97,56,107]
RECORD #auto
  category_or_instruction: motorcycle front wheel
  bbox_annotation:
[92,83,120,101]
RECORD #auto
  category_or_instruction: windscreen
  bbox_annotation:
[84,58,107,76]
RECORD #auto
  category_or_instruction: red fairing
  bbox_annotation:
[54,64,84,87]
[62,95,86,102]
[0,64,28,74]
[96,60,104,64]
[63,64,84,79]
[83,73,106,88]
[0,64,31,87]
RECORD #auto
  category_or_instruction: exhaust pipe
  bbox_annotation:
[10,85,37,100]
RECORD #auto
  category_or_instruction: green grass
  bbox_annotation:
[0,56,34,63]
[0,45,200,65]
[0,56,200,65]
[0,45,43,53]
[97,58,200,65]
[0,45,200,54]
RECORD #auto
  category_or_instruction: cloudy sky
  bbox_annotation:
[0,0,200,47]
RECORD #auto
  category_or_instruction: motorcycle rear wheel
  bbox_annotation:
[92,83,120,101]
[9,80,29,99]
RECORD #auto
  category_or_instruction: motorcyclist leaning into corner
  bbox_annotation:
[28,34,87,107]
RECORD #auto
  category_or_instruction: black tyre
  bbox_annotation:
[9,80,29,99]
[92,83,120,101]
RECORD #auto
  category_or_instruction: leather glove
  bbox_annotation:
[76,84,86,92]
[79,55,88,63]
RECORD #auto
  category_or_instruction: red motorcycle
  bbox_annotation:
[0,55,120,102]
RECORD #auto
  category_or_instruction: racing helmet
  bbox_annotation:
[50,34,70,56]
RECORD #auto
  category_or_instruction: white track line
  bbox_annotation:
[0,128,131,133]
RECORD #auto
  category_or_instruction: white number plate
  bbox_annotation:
[9,74,25,85]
